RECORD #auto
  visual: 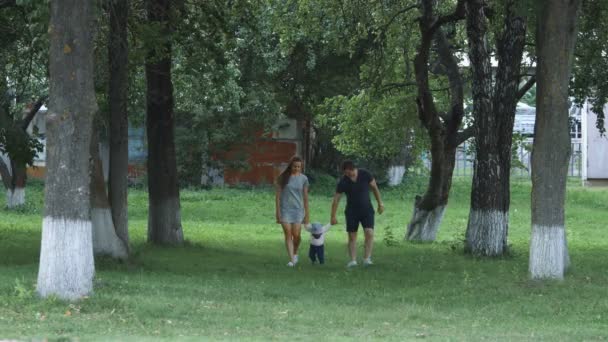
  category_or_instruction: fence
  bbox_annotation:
[419,139,582,178]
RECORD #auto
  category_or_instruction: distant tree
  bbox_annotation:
[0,1,48,209]
[144,0,183,244]
[571,0,608,134]
[107,0,130,250]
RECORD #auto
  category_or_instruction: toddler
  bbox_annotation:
[304,223,331,264]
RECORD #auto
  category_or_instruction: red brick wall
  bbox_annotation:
[223,139,298,185]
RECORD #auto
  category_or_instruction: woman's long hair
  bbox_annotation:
[277,156,303,189]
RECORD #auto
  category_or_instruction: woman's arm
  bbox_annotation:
[275,185,281,224]
[303,185,310,224]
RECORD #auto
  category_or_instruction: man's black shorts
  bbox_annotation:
[345,210,374,232]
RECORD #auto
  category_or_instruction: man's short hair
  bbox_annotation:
[341,160,356,171]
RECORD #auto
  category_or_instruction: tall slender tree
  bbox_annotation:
[145,0,184,244]
[108,0,130,248]
[529,0,582,279]
[36,0,96,300]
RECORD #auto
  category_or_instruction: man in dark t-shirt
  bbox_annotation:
[330,160,384,267]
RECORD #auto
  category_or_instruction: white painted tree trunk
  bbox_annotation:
[6,187,25,208]
[92,208,128,259]
[529,225,568,280]
[37,217,95,300]
[465,210,509,256]
[37,0,97,299]
[387,166,405,186]
[405,205,446,241]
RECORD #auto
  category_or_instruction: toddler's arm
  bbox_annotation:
[321,223,331,234]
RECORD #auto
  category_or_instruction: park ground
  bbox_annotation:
[0,178,607,341]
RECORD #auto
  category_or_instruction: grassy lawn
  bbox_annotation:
[0,178,607,341]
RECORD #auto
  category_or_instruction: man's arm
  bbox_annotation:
[370,179,384,214]
[330,192,342,225]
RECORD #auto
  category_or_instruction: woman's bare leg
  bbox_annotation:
[281,223,294,262]
[292,223,302,260]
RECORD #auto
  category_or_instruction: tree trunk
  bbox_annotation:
[406,0,466,242]
[529,0,581,280]
[36,0,96,300]
[464,0,526,256]
[145,0,184,245]
[6,160,26,208]
[108,0,130,248]
[91,132,128,259]
[406,141,456,241]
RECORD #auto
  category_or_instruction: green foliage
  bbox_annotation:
[0,0,49,166]
[317,91,424,161]
[571,0,608,134]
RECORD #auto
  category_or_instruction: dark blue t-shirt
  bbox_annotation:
[336,169,374,213]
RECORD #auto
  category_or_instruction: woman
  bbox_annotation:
[275,156,310,267]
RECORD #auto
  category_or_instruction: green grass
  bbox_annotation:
[1,178,607,341]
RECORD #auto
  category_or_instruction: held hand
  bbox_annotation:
[331,217,338,225]
[378,203,385,214]
[304,216,310,225]
[276,213,282,224]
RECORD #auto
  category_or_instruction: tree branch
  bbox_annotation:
[380,4,419,36]
[517,76,536,100]
[381,82,417,92]
[454,126,475,146]
[431,0,466,33]
[20,95,46,131]
[0,0,15,8]
[435,29,464,127]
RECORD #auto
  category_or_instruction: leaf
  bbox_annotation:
[63,44,72,54]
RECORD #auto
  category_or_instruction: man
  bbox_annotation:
[330,160,384,267]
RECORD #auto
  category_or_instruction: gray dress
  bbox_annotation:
[279,174,309,224]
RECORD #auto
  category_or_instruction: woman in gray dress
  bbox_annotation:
[275,156,310,267]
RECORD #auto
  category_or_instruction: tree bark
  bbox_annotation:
[36,0,96,300]
[108,0,130,249]
[145,0,184,245]
[406,0,466,241]
[464,0,526,256]
[6,160,25,208]
[530,0,581,280]
[90,131,128,259]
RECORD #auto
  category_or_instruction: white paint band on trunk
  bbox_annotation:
[465,209,508,256]
[6,187,25,208]
[406,205,445,241]
[529,224,567,280]
[37,216,95,300]
[92,208,128,259]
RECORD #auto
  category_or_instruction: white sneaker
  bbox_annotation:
[346,260,358,268]
[287,261,295,267]
[293,255,299,265]
[363,258,373,266]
